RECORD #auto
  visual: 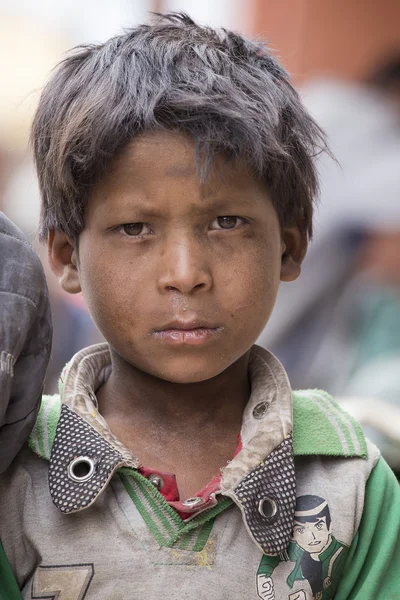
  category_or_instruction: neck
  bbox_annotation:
[96,349,251,435]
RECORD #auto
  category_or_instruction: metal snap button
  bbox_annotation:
[258,497,278,520]
[182,497,202,507]
[252,401,269,419]
[148,474,164,490]
[67,456,96,482]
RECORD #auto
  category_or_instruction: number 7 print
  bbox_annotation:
[31,564,94,600]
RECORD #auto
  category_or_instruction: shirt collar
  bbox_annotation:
[49,343,295,555]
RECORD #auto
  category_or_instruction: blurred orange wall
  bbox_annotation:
[251,0,400,82]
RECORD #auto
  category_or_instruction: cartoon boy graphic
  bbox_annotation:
[257,495,347,600]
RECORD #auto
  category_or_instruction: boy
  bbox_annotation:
[1,13,399,600]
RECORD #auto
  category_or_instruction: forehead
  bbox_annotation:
[97,130,269,204]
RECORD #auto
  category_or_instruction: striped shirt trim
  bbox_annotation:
[313,390,363,455]
[293,389,367,458]
[29,395,61,460]
[119,468,232,551]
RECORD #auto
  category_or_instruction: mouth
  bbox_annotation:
[308,541,321,547]
[152,320,224,346]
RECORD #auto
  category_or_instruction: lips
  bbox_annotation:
[155,319,221,332]
[152,319,223,346]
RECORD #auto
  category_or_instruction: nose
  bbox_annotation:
[157,236,213,295]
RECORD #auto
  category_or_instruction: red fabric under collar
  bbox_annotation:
[138,435,242,520]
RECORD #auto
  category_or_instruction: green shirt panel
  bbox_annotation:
[334,456,400,600]
[0,541,22,600]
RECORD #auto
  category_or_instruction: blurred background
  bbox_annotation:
[1,0,400,472]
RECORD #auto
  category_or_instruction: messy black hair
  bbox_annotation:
[32,12,327,242]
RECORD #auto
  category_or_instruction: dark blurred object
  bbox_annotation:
[367,53,400,106]
[0,157,103,394]
[0,212,52,472]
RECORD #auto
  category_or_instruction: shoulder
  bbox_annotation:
[292,389,369,459]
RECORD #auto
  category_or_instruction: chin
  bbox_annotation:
[152,356,229,384]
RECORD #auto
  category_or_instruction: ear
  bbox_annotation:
[280,226,308,282]
[48,230,81,294]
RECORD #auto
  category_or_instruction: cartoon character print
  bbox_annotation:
[257,495,348,600]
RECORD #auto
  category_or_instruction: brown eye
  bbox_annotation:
[217,216,238,229]
[210,216,247,231]
[211,216,246,230]
[121,223,149,236]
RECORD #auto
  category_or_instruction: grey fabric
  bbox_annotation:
[0,212,52,472]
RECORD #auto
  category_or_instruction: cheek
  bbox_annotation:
[220,234,281,319]
[77,248,145,334]
[319,528,329,541]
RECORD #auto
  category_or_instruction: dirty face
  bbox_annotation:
[292,517,331,555]
[66,131,303,383]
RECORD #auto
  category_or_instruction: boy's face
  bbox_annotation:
[292,517,331,555]
[50,131,305,383]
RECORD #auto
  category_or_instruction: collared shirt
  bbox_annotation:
[54,344,295,534]
[1,343,399,600]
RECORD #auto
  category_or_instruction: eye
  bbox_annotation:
[210,216,246,230]
[294,527,305,535]
[316,522,323,530]
[118,223,152,237]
